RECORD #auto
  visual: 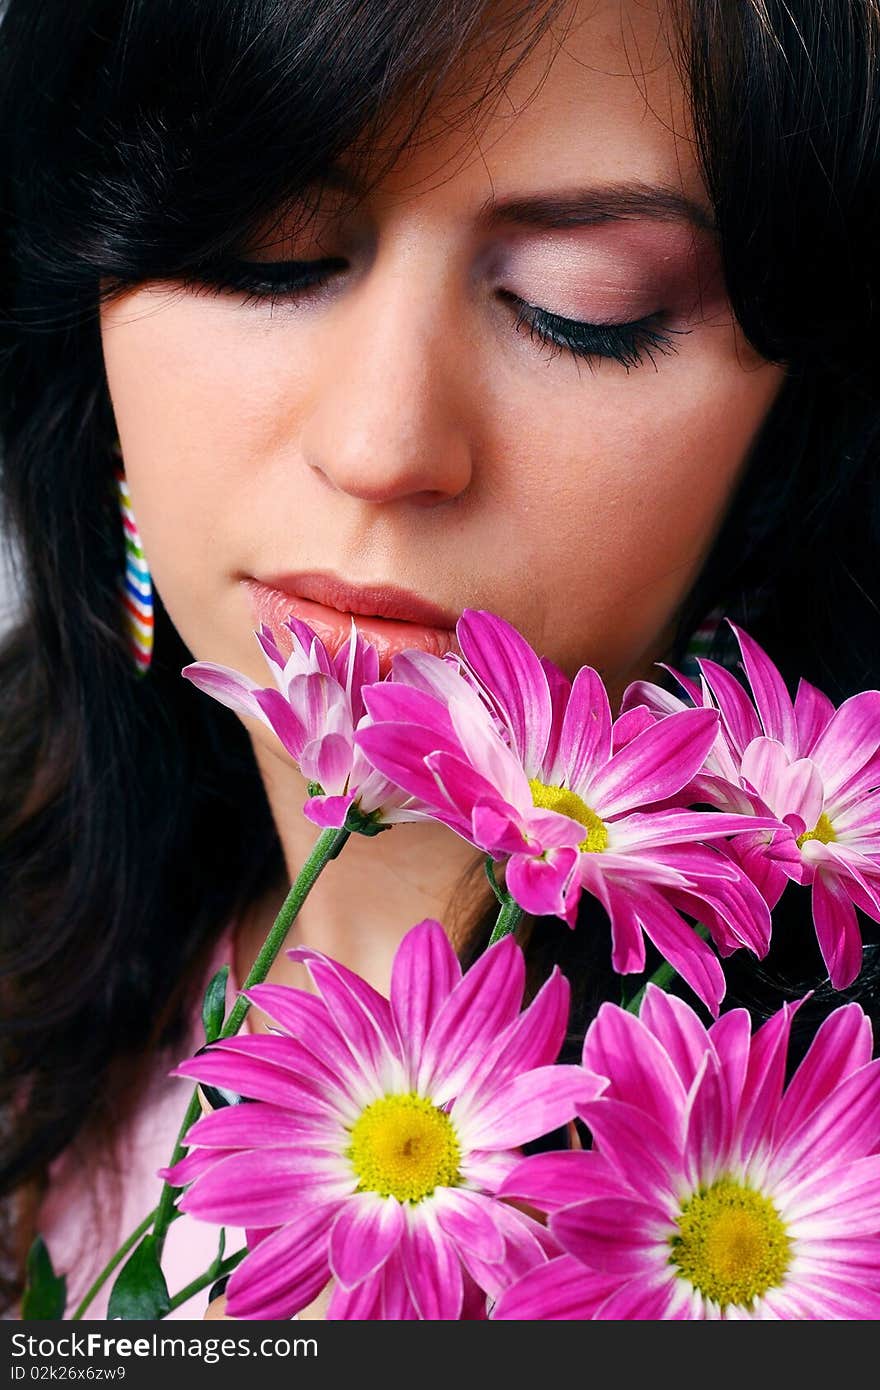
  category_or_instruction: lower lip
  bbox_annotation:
[240,579,459,677]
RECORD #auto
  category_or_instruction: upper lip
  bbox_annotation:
[247,572,460,629]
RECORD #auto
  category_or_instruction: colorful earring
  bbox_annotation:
[679,607,725,683]
[112,446,154,676]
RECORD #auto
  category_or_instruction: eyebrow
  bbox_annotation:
[309,167,717,235]
[476,182,717,234]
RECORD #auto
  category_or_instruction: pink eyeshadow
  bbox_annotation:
[488,223,727,325]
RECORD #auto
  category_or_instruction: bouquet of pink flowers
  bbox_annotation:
[24,612,880,1320]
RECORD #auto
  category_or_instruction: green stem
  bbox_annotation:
[220,825,350,1040]
[70,1210,157,1321]
[484,856,505,905]
[73,823,351,1317]
[625,923,713,1015]
[167,1247,248,1314]
[152,825,350,1256]
[488,888,524,945]
[151,1092,203,1258]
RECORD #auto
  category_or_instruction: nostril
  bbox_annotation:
[298,359,474,505]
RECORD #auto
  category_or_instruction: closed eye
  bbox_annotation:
[185,256,347,307]
[500,291,686,372]
[185,258,687,371]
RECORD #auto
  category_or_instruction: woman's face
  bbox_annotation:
[101,0,784,727]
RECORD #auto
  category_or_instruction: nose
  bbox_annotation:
[298,257,475,507]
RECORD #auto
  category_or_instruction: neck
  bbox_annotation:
[234,738,489,1012]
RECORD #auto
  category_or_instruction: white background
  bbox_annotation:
[0,518,21,636]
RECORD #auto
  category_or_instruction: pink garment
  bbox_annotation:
[35,921,250,1320]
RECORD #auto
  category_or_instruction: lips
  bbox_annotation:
[240,573,460,676]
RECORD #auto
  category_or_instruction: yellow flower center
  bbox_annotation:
[670,1180,790,1309]
[347,1094,461,1203]
[528,779,609,852]
[796,812,837,850]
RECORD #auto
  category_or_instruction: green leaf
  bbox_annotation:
[201,964,229,1043]
[107,1235,171,1320]
[21,1236,67,1320]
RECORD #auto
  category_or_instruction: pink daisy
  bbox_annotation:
[358,611,779,1014]
[183,617,413,831]
[624,622,880,988]
[160,921,601,1319]
[494,985,880,1319]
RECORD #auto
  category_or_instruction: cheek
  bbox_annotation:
[481,333,784,678]
[100,289,300,486]
[99,291,297,660]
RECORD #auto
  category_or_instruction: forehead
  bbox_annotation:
[358,0,702,221]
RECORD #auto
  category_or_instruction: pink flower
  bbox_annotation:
[183,617,414,831]
[494,985,880,1319]
[358,611,779,1014]
[625,622,880,988]
[160,921,601,1319]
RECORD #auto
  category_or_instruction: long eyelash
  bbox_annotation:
[184,258,345,309]
[506,293,685,372]
[186,262,684,372]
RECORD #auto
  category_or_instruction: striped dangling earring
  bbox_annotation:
[112,444,154,676]
[680,608,723,681]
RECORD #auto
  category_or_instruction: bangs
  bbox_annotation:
[29,0,565,292]
[4,0,877,375]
